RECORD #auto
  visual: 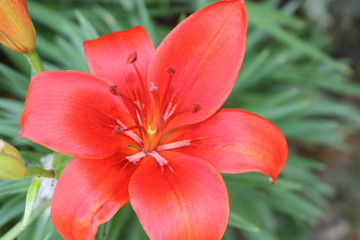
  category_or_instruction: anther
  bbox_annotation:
[166,66,176,76]
[112,122,145,146]
[109,85,119,95]
[112,126,123,135]
[192,104,201,113]
[127,51,137,64]
[112,125,143,135]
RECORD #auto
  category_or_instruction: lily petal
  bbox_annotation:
[51,153,138,240]
[21,71,135,159]
[148,0,247,130]
[84,26,155,98]
[129,152,229,240]
[164,109,288,181]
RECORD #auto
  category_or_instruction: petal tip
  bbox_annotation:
[269,177,277,185]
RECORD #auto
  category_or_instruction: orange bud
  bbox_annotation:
[0,0,36,53]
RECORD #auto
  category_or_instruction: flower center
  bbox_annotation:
[108,51,200,168]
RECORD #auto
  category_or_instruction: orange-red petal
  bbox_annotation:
[20,70,135,159]
[164,109,288,181]
[148,0,247,130]
[129,152,229,240]
[84,26,155,99]
[51,154,138,240]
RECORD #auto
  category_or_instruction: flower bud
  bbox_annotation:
[0,0,36,53]
[0,140,26,180]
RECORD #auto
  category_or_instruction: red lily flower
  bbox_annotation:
[20,0,287,239]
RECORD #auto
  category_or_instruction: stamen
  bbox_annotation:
[149,82,161,127]
[112,125,147,135]
[164,103,202,127]
[127,53,151,118]
[108,85,145,125]
[115,120,143,145]
[112,126,123,135]
[125,151,146,164]
[159,67,176,114]
[164,102,176,120]
[127,51,137,64]
[132,62,147,99]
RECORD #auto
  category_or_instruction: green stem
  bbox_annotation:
[0,200,50,240]
[25,167,55,178]
[24,51,44,74]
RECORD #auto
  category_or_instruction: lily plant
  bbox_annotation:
[20,0,288,239]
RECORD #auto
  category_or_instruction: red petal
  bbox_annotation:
[164,109,288,181]
[148,0,247,130]
[51,153,138,240]
[129,152,229,240]
[84,26,155,98]
[20,71,135,159]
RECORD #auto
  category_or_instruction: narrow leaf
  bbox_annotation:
[23,177,43,226]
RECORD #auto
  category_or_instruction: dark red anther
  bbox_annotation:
[112,126,123,135]
[127,51,137,64]
[109,85,119,95]
[192,104,201,113]
[166,66,176,76]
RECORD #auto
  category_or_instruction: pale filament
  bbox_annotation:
[163,102,177,121]
[116,119,143,145]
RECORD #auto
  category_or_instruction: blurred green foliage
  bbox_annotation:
[1,0,360,239]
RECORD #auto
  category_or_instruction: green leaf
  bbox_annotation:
[228,212,261,232]
[0,64,28,98]
[75,10,100,40]
[247,2,305,30]
[52,153,73,180]
[23,177,43,226]
[248,3,351,74]
[0,195,25,228]
[0,179,31,199]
